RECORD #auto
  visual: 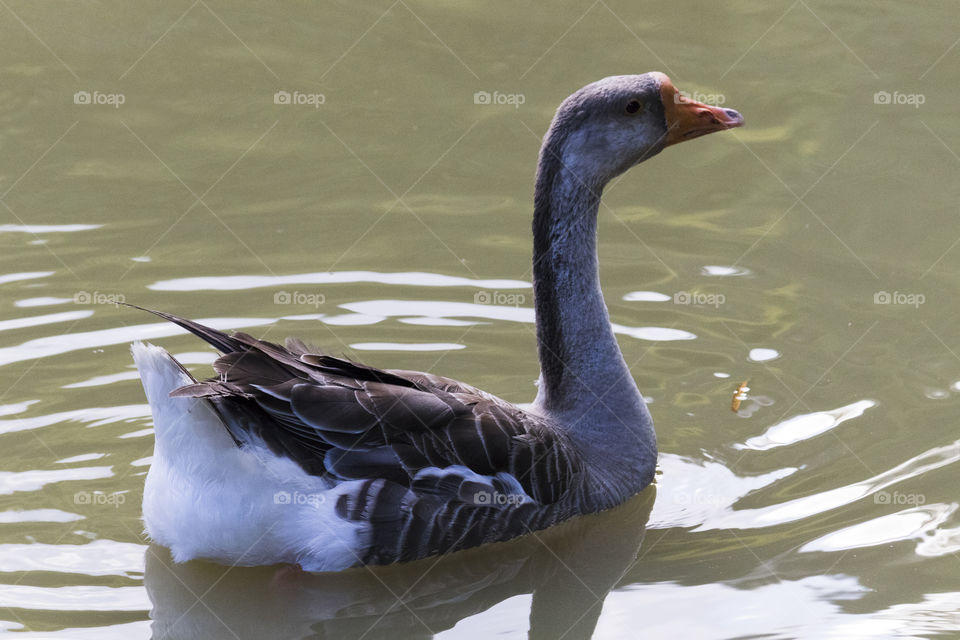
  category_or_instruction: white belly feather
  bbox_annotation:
[132,341,367,571]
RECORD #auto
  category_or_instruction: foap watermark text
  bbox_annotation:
[473,91,525,109]
[74,291,125,305]
[874,291,924,308]
[74,491,126,508]
[875,490,925,505]
[274,490,325,507]
[74,90,125,108]
[873,91,925,108]
[677,90,726,106]
[274,90,325,108]
[474,290,525,306]
[274,291,325,307]
[674,291,725,308]
[471,490,528,506]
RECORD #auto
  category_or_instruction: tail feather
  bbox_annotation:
[131,340,241,465]
[122,303,245,354]
[130,340,196,408]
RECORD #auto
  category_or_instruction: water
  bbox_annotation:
[2,1,959,637]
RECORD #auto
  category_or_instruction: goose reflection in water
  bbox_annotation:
[145,489,653,640]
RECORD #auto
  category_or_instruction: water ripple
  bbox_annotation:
[149,270,531,291]
[0,467,113,495]
[697,440,960,531]
[737,400,877,451]
[0,539,145,576]
[343,300,697,341]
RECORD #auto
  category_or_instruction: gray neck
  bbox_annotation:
[531,136,657,490]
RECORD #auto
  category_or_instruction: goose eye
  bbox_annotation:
[625,100,643,114]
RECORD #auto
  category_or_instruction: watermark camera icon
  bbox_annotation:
[473,91,491,105]
[274,90,291,105]
[74,91,92,105]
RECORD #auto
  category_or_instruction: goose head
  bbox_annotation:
[542,72,743,189]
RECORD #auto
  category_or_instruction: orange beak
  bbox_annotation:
[651,72,744,146]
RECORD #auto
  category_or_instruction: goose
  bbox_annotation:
[130,71,742,572]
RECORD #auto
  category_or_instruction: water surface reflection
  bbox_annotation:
[146,491,655,640]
